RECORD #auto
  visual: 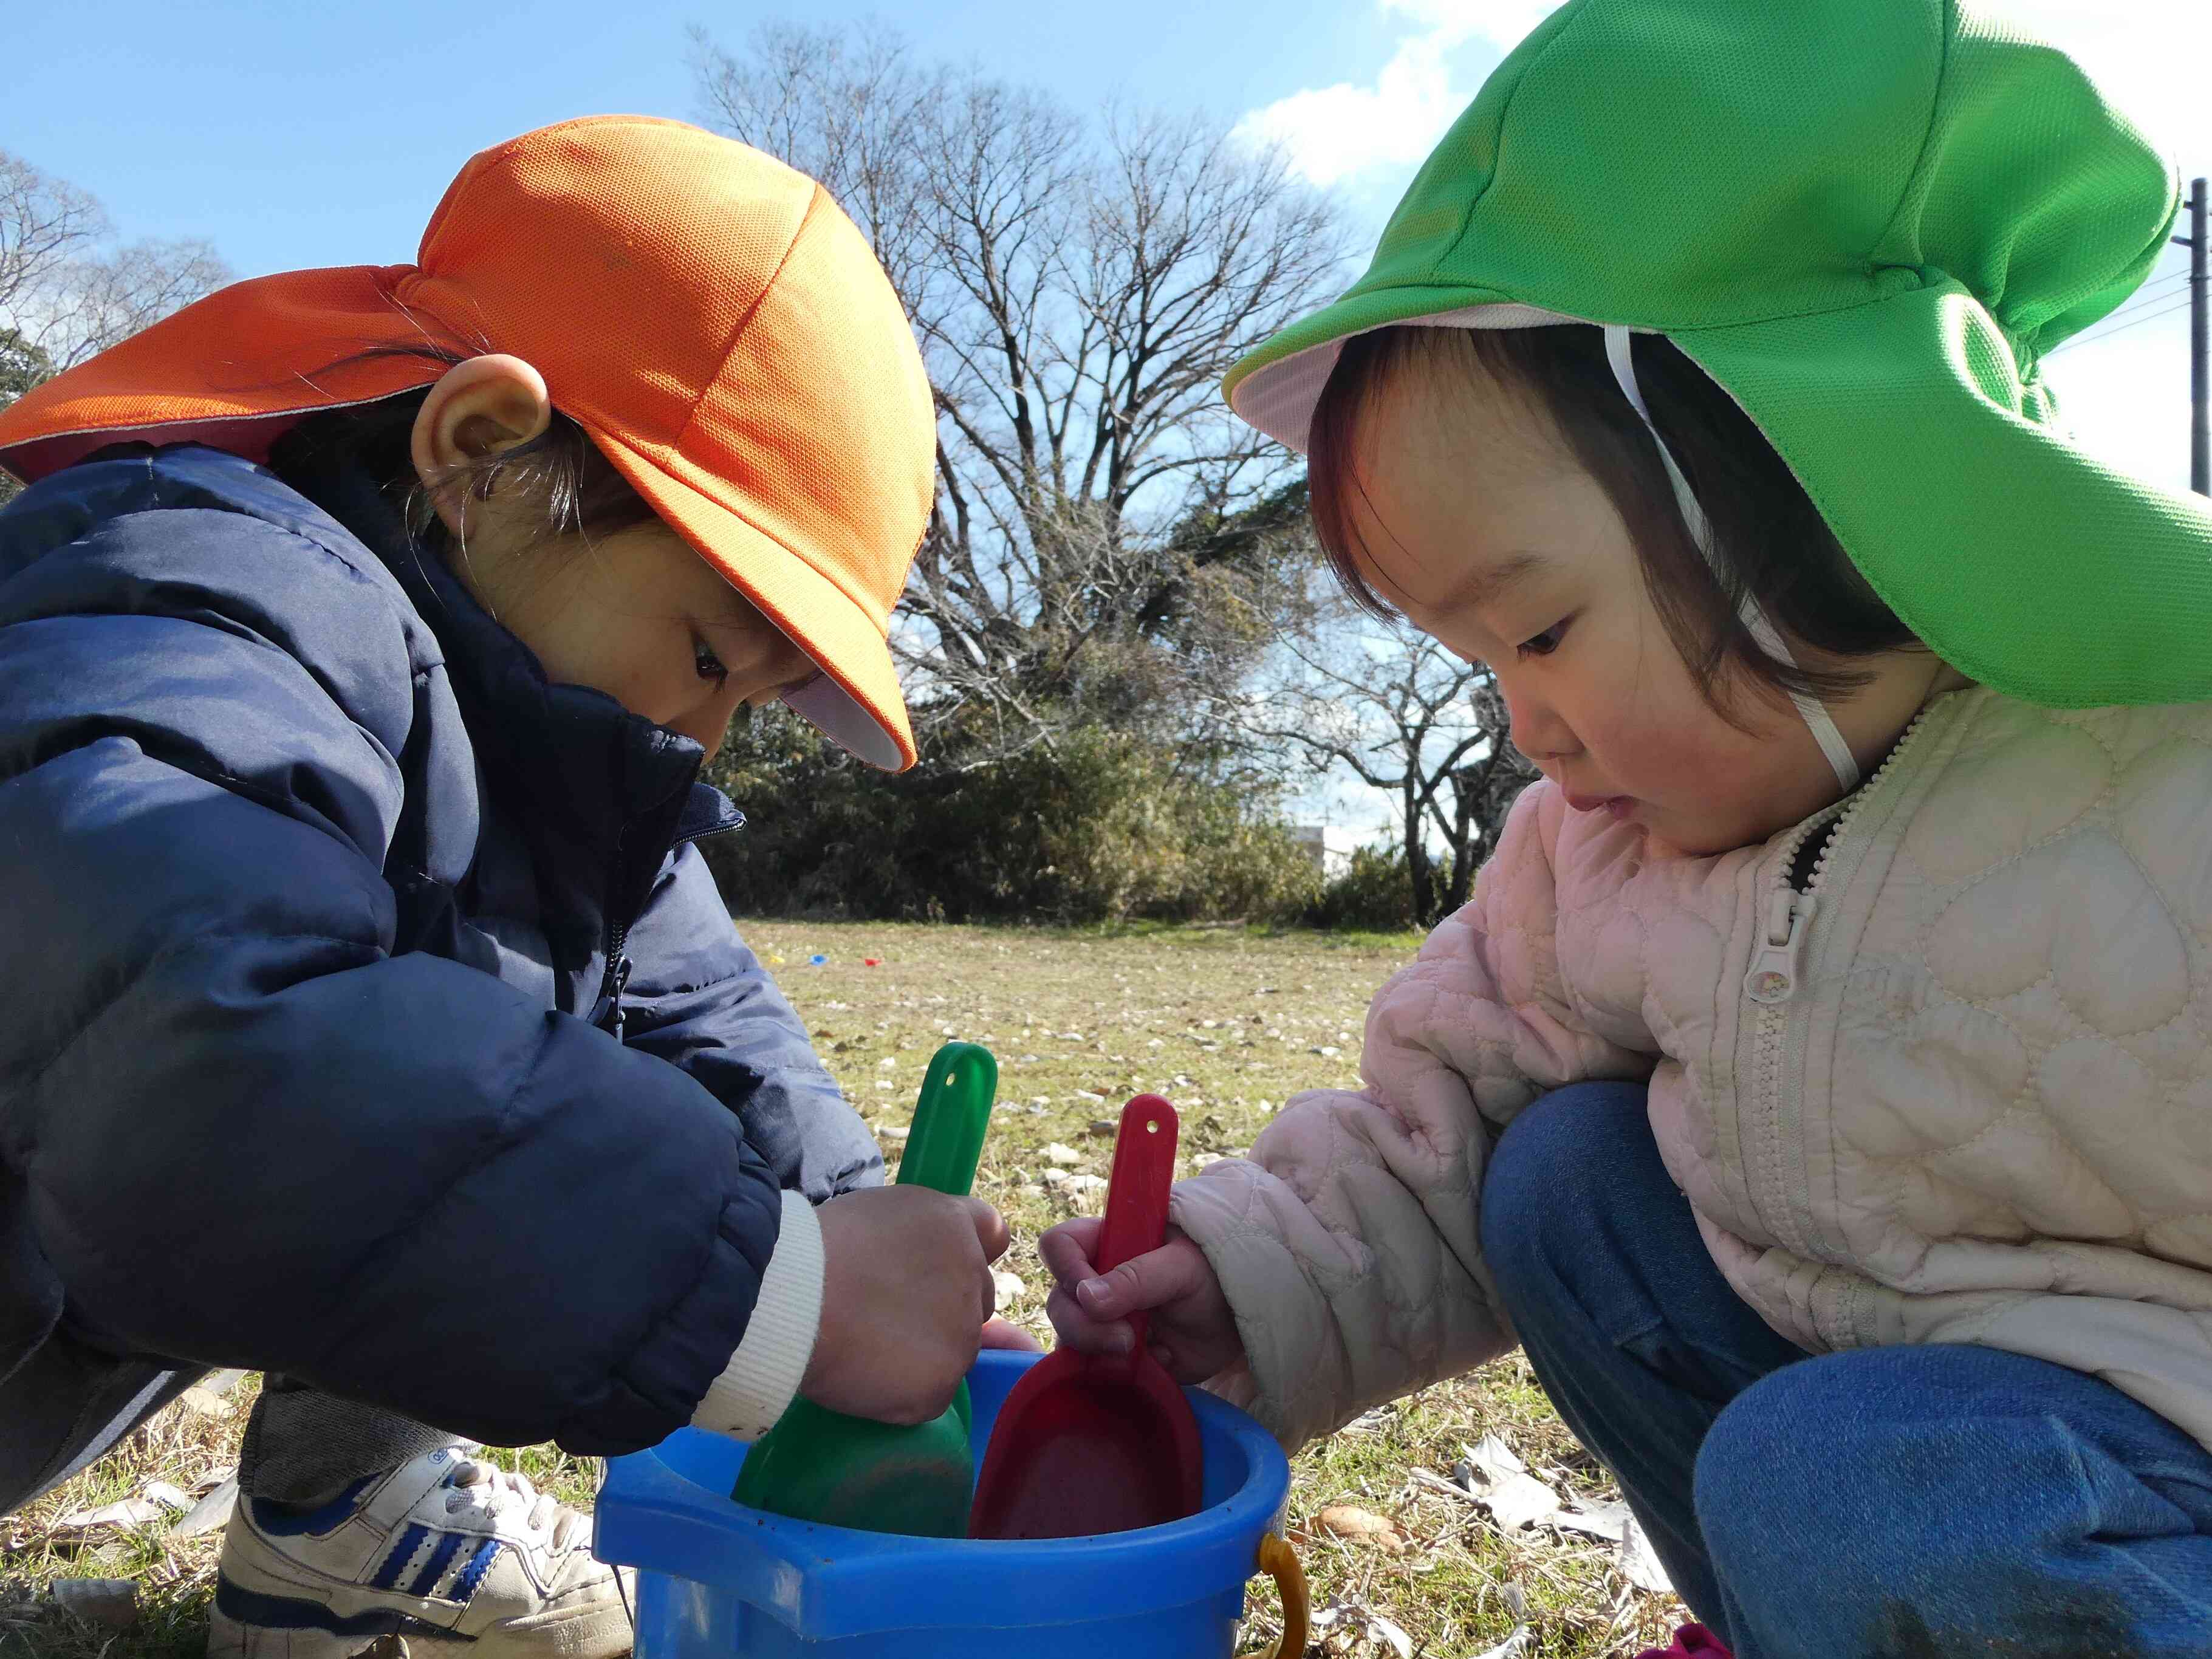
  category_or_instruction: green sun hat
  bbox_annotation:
[1226,0,2212,710]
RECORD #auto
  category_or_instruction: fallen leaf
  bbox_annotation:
[1313,1504,1408,1551]
[1550,1499,1632,1544]
[1457,1435,1563,1531]
[51,1578,137,1630]
[1472,1626,1532,1659]
[1307,1595,1414,1655]
[169,1479,238,1540]
[1618,1511,1676,1595]
[1369,1611,1416,1657]
[52,1499,162,1534]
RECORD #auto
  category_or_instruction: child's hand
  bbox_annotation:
[804,1187,1007,1424]
[1038,1217,1243,1384]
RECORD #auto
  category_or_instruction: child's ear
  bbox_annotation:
[409,354,554,539]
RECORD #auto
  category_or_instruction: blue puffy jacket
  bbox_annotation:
[0,442,880,1491]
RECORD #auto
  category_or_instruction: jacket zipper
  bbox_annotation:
[589,802,742,1042]
[591,832,635,1042]
[1739,705,1937,1258]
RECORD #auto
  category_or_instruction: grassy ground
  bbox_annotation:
[2,920,1683,1657]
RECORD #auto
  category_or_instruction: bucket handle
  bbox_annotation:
[1241,1533,1309,1658]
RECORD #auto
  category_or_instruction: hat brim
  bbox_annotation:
[1225,285,1553,452]
[587,423,917,771]
[1677,285,2212,711]
[1226,281,2212,712]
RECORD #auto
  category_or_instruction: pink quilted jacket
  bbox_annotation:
[1174,688,2212,1452]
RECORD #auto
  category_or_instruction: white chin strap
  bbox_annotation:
[1602,326,1860,794]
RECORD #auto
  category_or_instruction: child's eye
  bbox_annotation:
[694,638,729,682]
[1517,618,1571,659]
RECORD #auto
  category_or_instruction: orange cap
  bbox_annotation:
[0,115,937,770]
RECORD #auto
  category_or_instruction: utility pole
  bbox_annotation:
[2181,177,2208,496]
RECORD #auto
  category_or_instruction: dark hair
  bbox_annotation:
[1306,325,1916,720]
[267,344,657,554]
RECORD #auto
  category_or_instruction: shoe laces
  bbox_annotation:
[440,1459,564,1542]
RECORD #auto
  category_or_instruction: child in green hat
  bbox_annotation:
[1042,1,2212,1651]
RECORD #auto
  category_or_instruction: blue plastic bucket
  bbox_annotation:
[594,1349,1304,1657]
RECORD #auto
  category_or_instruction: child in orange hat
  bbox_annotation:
[0,117,1020,1658]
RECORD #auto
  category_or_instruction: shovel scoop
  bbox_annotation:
[730,1041,996,1537]
[968,1094,1204,1539]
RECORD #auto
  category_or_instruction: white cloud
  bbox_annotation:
[1232,1,1558,190]
[1239,1,2207,193]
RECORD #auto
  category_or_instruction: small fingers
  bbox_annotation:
[967,1197,1012,1262]
[1037,1218,1104,1288]
[979,1316,1044,1353]
[1044,1281,1135,1355]
[1072,1238,1207,1322]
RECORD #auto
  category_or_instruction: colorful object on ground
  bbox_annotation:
[807,954,828,966]
[864,957,882,967]
[968,1093,1204,1539]
[730,1042,998,1537]
[597,1349,1309,1656]
[1637,1626,1733,1659]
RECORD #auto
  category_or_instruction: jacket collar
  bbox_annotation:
[264,446,742,889]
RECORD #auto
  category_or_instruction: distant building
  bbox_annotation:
[1291,824,1362,880]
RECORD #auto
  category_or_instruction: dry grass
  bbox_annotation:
[3,919,1683,1657]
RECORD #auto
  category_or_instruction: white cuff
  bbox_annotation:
[691,1190,824,1441]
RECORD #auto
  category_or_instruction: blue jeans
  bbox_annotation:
[1481,1083,2212,1658]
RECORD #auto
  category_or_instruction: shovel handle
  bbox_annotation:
[1094,1095,1179,1274]
[897,1042,997,1197]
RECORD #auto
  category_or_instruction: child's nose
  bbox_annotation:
[1504,683,1576,764]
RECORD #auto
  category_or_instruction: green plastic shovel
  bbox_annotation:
[729,1040,998,1537]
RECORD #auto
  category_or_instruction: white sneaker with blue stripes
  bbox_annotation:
[206,1446,632,1657]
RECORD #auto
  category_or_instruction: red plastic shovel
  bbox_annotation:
[968,1093,1205,1539]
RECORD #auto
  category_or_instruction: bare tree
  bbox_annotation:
[1,149,230,377]
[694,25,1351,759]
[1253,586,1539,925]
[0,153,104,326]
[0,150,230,502]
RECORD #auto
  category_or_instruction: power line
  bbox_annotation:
[2104,271,2190,318]
[2050,295,2194,355]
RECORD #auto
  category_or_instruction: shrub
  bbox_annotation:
[1302,843,1422,932]
[698,711,1320,925]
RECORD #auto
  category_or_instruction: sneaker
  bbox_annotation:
[207,1446,632,1658]
[1636,1625,1733,1659]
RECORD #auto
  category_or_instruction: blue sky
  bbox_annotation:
[5,1,1417,280]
